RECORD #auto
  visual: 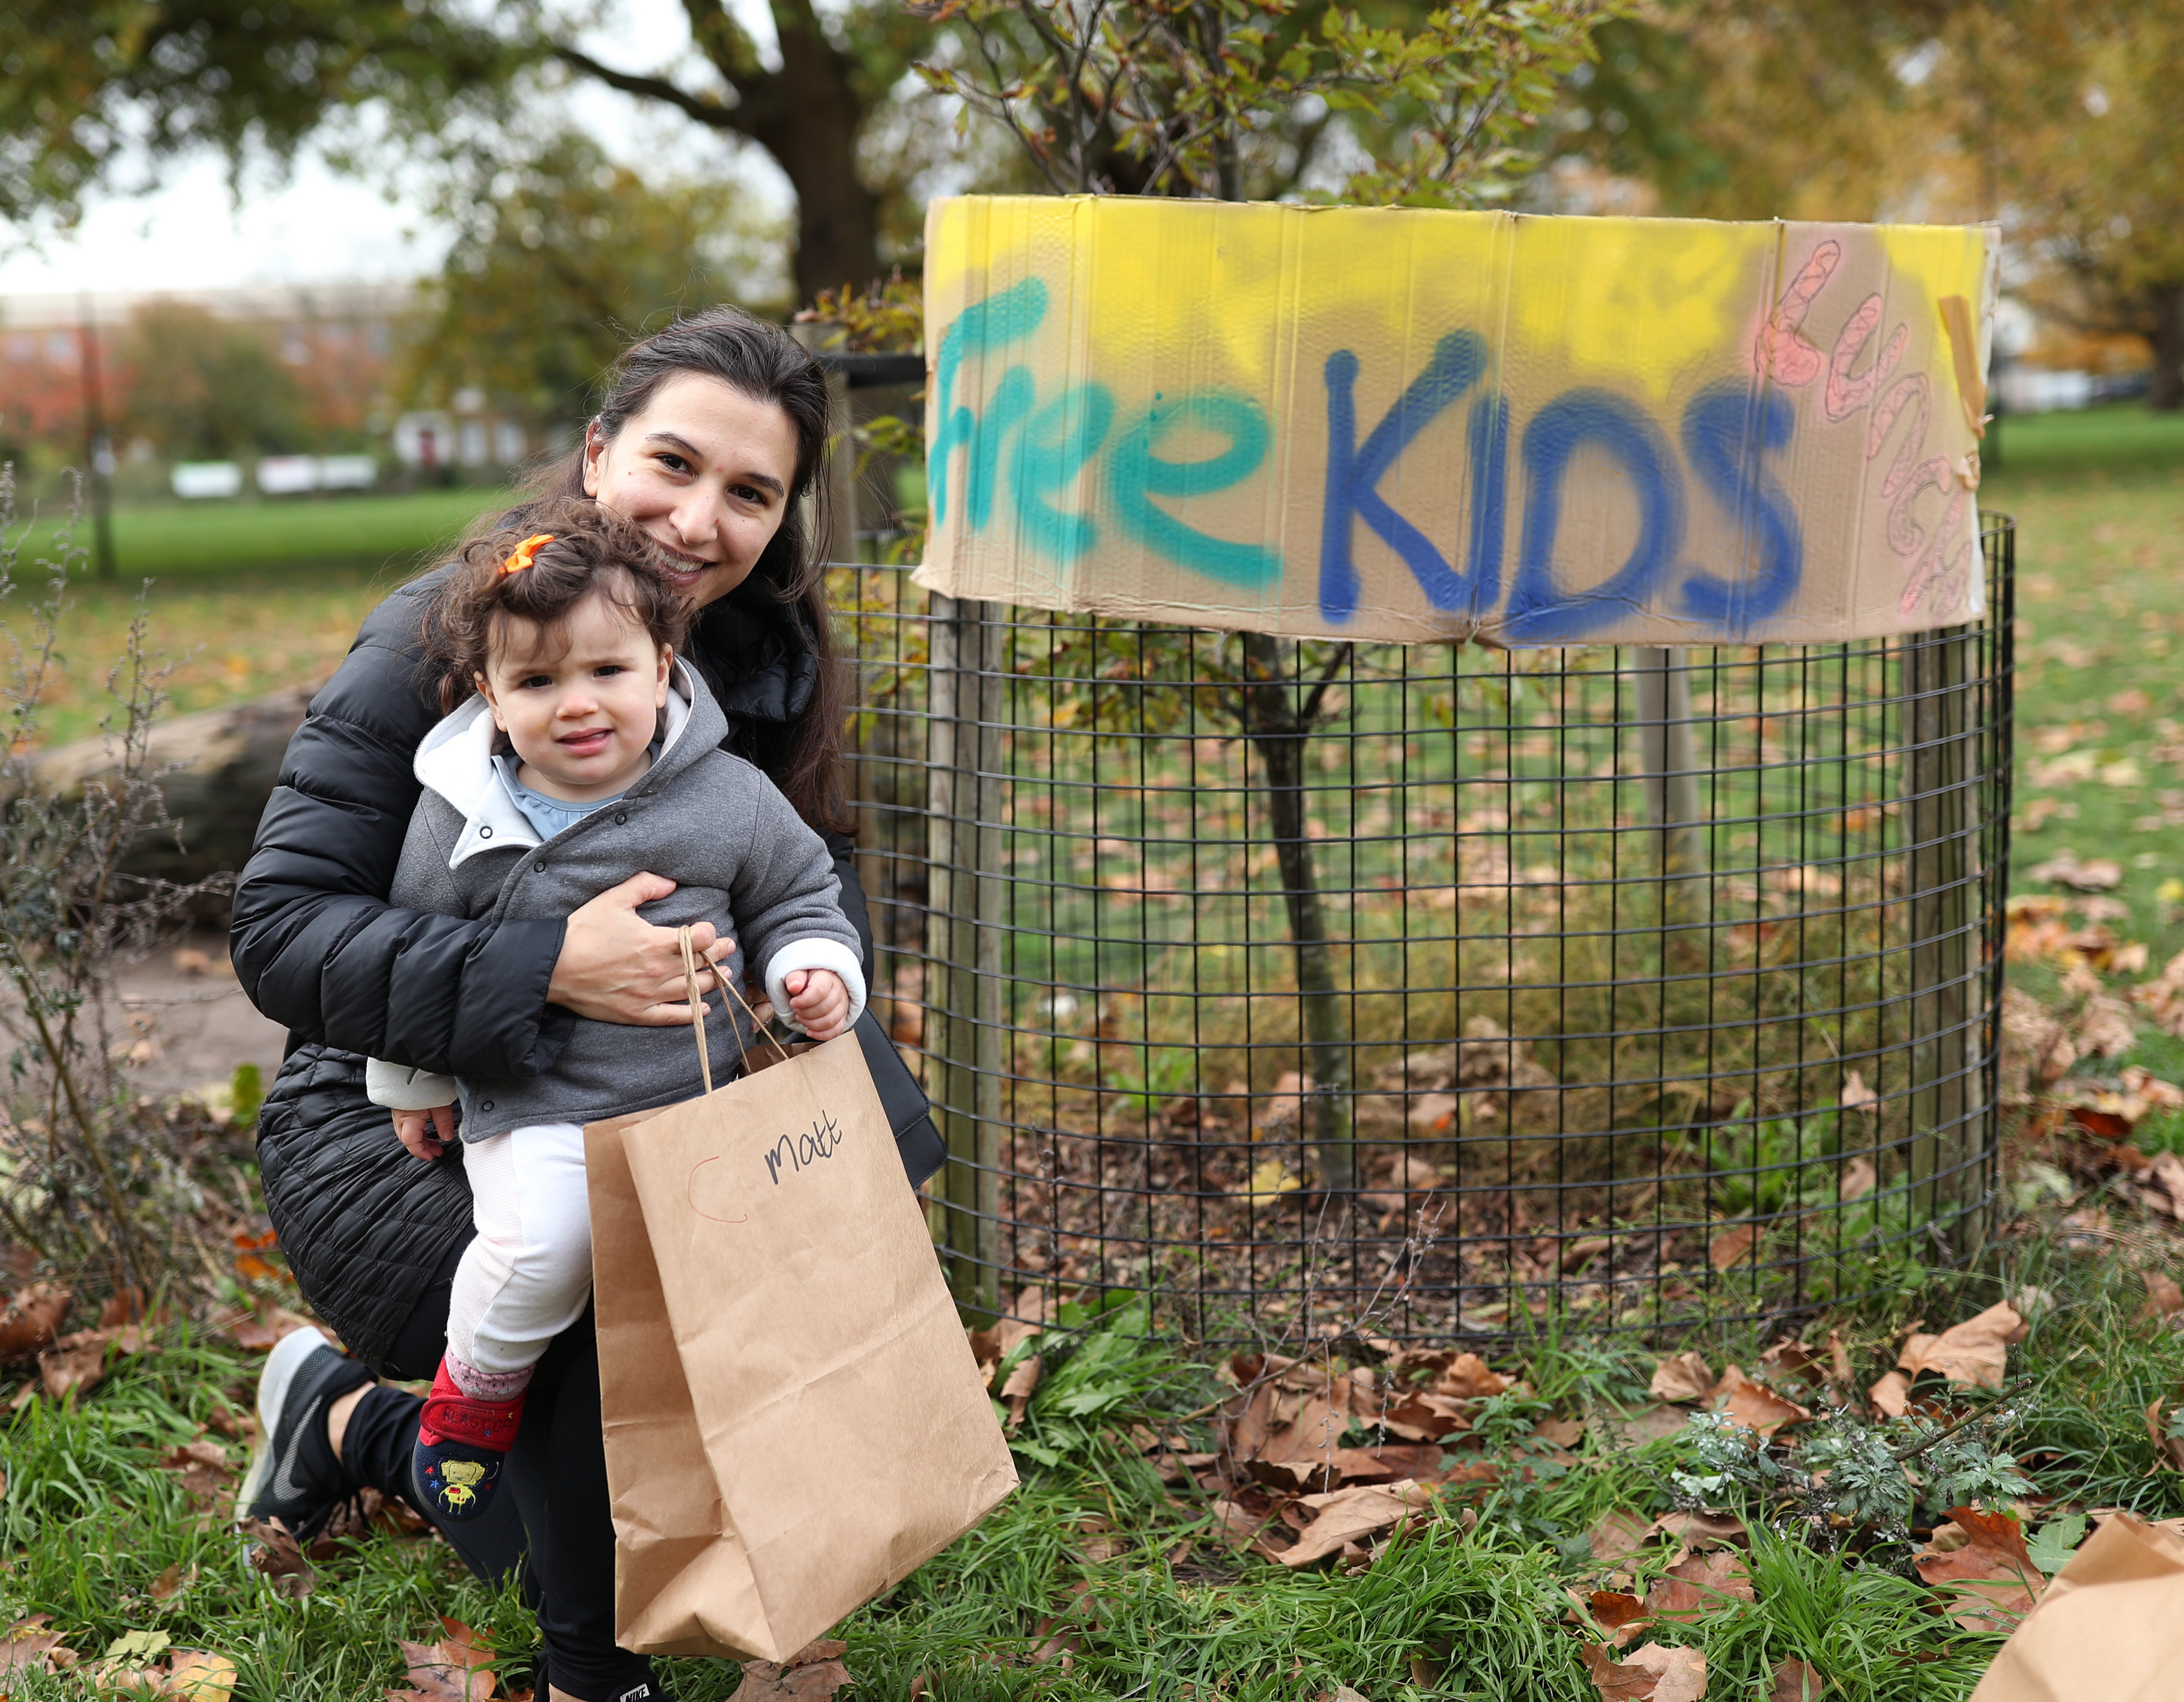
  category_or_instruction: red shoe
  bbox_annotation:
[412,1359,525,1523]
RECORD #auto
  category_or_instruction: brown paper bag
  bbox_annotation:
[1967,1512,2184,1702]
[588,1025,1017,1661]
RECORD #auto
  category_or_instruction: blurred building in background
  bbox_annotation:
[0,282,556,497]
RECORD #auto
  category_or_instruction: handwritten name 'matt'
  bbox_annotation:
[764,1110,845,1186]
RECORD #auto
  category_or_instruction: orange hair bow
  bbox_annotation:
[501,534,554,575]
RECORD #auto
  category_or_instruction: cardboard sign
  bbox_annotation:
[916,196,1996,647]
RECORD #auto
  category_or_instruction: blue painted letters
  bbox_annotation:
[1679,380,1803,632]
[1505,391,1686,644]
[1109,394,1282,589]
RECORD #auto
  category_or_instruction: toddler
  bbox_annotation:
[366,499,864,1521]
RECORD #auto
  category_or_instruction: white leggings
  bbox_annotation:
[446,1122,593,1386]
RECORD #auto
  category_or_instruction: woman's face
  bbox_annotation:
[582,370,804,608]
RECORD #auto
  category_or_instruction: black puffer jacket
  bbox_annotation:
[232,563,871,1372]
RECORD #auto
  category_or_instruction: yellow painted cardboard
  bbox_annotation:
[915,196,1997,647]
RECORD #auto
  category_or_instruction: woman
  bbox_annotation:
[231,308,868,1702]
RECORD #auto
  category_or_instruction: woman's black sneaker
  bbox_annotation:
[237,1327,374,1542]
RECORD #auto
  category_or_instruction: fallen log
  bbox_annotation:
[28,681,320,912]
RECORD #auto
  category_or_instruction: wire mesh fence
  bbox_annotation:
[839,518,2013,1344]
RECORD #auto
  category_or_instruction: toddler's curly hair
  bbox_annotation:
[421,496,696,713]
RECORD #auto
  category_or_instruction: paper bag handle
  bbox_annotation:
[677,924,790,1094]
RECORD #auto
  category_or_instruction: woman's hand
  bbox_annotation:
[784,968,851,1041]
[394,1106,458,1161]
[548,873,736,1025]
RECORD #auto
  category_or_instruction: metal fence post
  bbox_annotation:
[924,595,1008,1320]
[1903,622,1984,1239]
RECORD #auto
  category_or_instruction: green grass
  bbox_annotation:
[0,1331,530,1701]
[0,490,518,746]
[4,489,508,582]
[1981,406,2184,1088]
[41,1249,2184,1701]
[1988,400,2184,474]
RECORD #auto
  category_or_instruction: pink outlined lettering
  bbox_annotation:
[1824,294,1910,423]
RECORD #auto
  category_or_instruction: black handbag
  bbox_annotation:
[853,1009,947,1187]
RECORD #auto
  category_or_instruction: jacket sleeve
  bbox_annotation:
[711,765,868,1030]
[227,573,571,1077]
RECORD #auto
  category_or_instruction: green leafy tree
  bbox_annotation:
[118,302,311,461]
[1936,3,2184,409]
[917,0,1615,206]
[0,0,512,240]
[0,0,941,303]
[401,135,789,430]
[1550,0,2184,406]
[1547,0,1930,221]
[895,0,1622,1192]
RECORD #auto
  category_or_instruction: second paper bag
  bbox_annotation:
[589,1031,1017,1660]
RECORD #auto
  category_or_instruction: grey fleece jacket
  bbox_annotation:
[363,659,865,1143]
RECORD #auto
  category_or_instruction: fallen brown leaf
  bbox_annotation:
[388,1624,497,1702]
[239,1518,317,1599]
[1432,1353,1509,1399]
[159,1439,238,1511]
[1769,1658,1825,1702]
[2030,852,2123,892]
[1651,1511,1748,1557]
[1276,1481,1434,1568]
[1586,1590,1650,1647]
[1711,1366,1810,1437]
[1827,1329,1854,1389]
[1587,1509,1655,1564]
[1866,1371,1911,1419]
[1896,1302,2025,1392]
[1535,1415,1586,1448]
[2142,1270,2184,1322]
[2146,1151,2184,1219]
[223,1308,333,1353]
[1326,1442,1446,1484]
[1645,1550,1755,1622]
[999,1354,1041,1432]
[38,1329,124,1400]
[1206,1499,1287,1558]
[0,1615,74,1677]
[1608,1404,1693,1444]
[1649,1353,1714,1404]
[1376,1387,1473,1442]
[728,1648,853,1702]
[1582,1640,1708,1702]
[1758,1340,1822,1386]
[1708,1225,1760,1272]
[1913,1506,2040,1631]
[0,1283,71,1360]
[2145,1399,2184,1472]
[966,1319,1041,1365]
[165,1650,239,1701]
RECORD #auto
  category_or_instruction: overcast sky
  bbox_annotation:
[0,0,789,298]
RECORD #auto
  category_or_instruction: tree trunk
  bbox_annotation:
[744,0,883,302]
[29,681,315,915]
[2150,283,2184,413]
[1236,631,1353,1192]
[570,0,886,303]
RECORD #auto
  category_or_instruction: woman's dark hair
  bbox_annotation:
[422,497,695,712]
[453,305,848,832]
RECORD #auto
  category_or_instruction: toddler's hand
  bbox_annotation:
[784,968,851,1041]
[395,1105,458,1161]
